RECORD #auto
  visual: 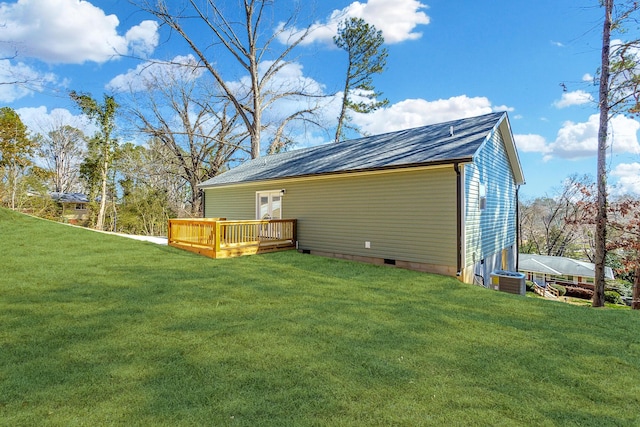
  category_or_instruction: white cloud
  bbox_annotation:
[125,20,160,58]
[523,114,640,160]
[611,162,640,196]
[279,0,430,46]
[582,73,594,82]
[226,61,326,103]
[0,0,158,64]
[245,61,332,130]
[16,106,93,136]
[351,95,499,135]
[550,119,597,158]
[609,115,640,154]
[553,90,594,108]
[514,134,550,154]
[0,59,57,102]
[492,104,514,112]
[107,55,204,93]
[552,114,640,159]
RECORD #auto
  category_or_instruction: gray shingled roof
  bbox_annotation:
[519,253,615,280]
[199,112,510,188]
[50,192,89,203]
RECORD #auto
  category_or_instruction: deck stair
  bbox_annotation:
[534,283,559,299]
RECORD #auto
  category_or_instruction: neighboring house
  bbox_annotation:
[51,192,90,225]
[519,253,615,289]
[198,112,525,285]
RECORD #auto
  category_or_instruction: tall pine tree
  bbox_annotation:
[334,18,388,142]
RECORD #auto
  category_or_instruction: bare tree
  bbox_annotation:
[38,123,86,193]
[125,62,246,216]
[136,0,325,158]
[520,175,595,259]
[118,137,191,217]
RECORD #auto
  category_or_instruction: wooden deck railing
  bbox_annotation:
[167,218,297,258]
[534,283,559,298]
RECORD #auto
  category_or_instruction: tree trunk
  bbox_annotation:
[189,178,202,217]
[250,54,261,159]
[95,160,108,231]
[632,265,640,310]
[593,0,613,307]
[9,166,17,210]
[250,119,260,159]
[335,71,351,143]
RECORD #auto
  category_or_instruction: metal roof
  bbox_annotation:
[519,253,615,280]
[199,111,523,188]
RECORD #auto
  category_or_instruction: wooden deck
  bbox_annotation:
[167,218,297,258]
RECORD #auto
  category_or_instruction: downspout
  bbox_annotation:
[516,184,520,271]
[454,163,462,276]
[201,189,206,218]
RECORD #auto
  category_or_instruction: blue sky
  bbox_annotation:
[1,0,639,199]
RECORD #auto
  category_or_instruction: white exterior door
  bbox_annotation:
[256,191,282,220]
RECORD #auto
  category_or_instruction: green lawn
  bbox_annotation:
[1,208,640,426]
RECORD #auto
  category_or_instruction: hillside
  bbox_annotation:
[1,208,639,426]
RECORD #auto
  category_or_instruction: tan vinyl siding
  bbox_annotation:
[464,126,518,267]
[204,167,458,267]
[204,186,256,219]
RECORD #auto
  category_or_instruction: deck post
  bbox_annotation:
[215,220,222,256]
[292,219,297,246]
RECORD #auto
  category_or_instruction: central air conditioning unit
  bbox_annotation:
[490,270,526,296]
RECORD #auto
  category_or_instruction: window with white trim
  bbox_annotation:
[479,182,487,210]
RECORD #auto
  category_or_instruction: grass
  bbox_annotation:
[1,208,640,426]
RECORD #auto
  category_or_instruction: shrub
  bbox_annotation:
[605,290,622,305]
[565,286,593,300]
[607,280,632,299]
[550,284,566,297]
[525,280,536,292]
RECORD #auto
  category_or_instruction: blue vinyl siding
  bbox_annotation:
[464,124,518,268]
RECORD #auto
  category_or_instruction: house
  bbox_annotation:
[519,253,615,289]
[198,112,525,284]
[51,192,90,225]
